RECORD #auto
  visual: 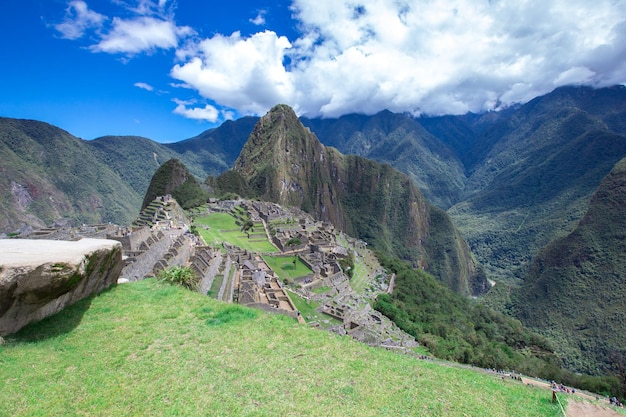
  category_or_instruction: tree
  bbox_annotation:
[241,219,254,238]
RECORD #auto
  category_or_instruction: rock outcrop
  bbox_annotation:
[0,238,122,336]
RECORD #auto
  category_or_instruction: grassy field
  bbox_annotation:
[0,280,562,417]
[263,255,312,281]
[194,212,278,253]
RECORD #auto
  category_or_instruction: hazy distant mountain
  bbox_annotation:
[211,104,488,295]
[514,156,626,375]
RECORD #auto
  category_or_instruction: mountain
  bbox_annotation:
[212,104,488,296]
[303,86,626,285]
[514,156,626,375]
[0,117,140,231]
[0,117,256,234]
[164,116,258,176]
[301,110,466,209]
[445,85,626,283]
[141,158,209,210]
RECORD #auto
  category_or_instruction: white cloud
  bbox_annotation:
[250,10,267,26]
[134,82,155,91]
[54,0,106,40]
[170,0,626,119]
[172,99,220,122]
[91,16,193,54]
[171,30,293,115]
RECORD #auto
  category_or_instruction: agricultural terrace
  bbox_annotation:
[193,212,277,253]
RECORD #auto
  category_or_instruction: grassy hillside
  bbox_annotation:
[0,279,562,417]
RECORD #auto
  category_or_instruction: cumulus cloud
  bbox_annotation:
[171,30,293,115]
[172,99,220,122]
[134,82,154,91]
[54,0,106,40]
[91,16,193,54]
[55,0,193,55]
[170,0,626,119]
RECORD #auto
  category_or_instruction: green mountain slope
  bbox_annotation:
[0,117,254,233]
[213,105,488,296]
[446,86,626,283]
[514,156,626,375]
[302,110,466,209]
[142,158,209,210]
[0,117,140,231]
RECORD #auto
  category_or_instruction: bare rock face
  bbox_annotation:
[0,238,122,336]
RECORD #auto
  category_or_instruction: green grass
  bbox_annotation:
[263,255,312,281]
[0,280,562,416]
[311,286,332,294]
[208,274,224,298]
[195,212,278,253]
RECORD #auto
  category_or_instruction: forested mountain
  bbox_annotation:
[514,156,626,375]
[301,111,466,209]
[444,86,626,284]
[210,104,488,296]
[2,85,626,382]
[305,85,626,284]
[0,117,252,234]
[0,117,140,230]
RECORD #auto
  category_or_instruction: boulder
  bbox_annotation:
[0,238,122,336]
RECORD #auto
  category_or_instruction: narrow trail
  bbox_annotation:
[519,377,623,417]
[566,401,624,417]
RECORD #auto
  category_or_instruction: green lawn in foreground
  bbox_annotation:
[195,212,277,253]
[0,280,562,417]
[263,255,312,281]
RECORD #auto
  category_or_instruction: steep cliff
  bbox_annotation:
[515,156,626,374]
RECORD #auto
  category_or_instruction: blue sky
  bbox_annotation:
[1,0,625,143]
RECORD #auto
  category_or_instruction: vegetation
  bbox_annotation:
[263,255,312,281]
[0,117,141,231]
[156,265,199,291]
[514,156,626,393]
[0,280,563,416]
[373,252,626,400]
[194,212,277,253]
[142,158,210,210]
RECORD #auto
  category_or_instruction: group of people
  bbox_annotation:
[610,396,624,407]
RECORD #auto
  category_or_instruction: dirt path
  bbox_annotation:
[566,401,624,417]
[520,377,623,417]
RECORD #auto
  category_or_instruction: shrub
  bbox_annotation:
[157,266,198,291]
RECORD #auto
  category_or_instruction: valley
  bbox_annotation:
[1,85,626,405]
